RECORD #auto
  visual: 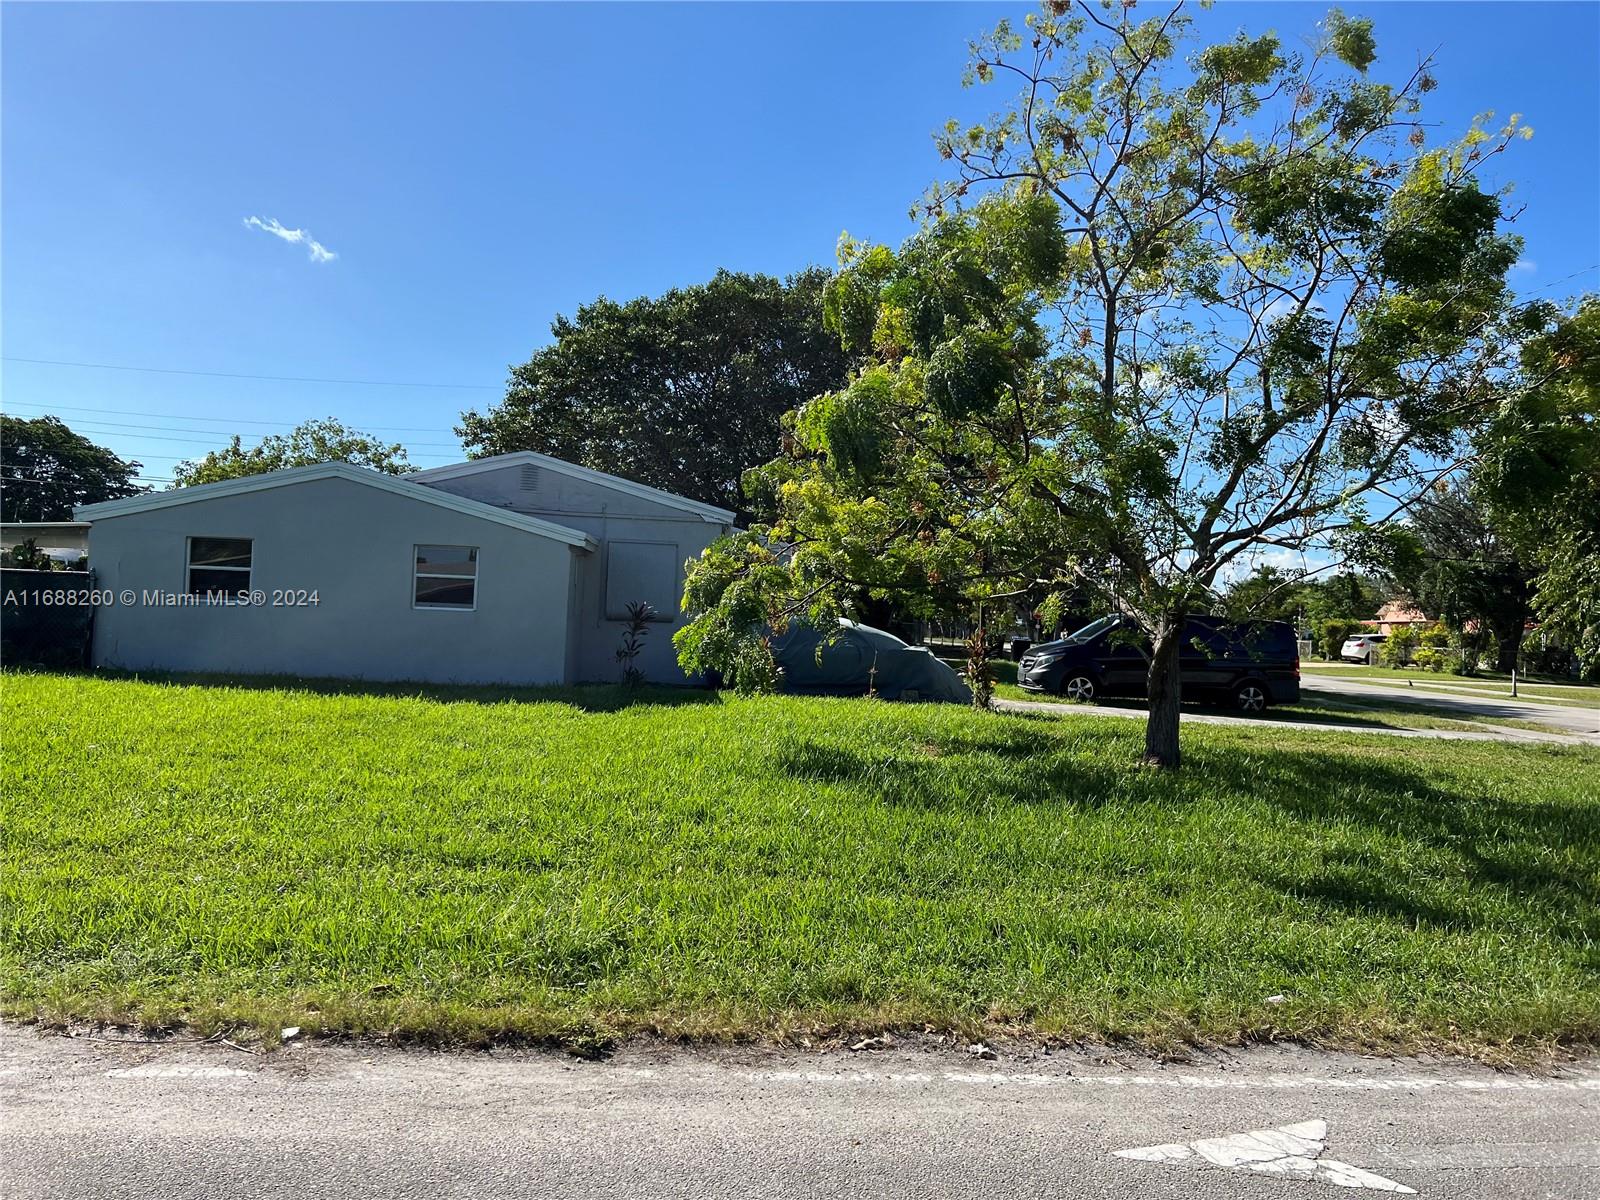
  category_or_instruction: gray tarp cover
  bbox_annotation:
[771,620,973,704]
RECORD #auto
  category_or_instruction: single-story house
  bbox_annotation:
[74,452,735,686]
[1373,600,1432,635]
[1,521,90,556]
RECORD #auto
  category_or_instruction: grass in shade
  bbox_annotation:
[3,670,1597,1057]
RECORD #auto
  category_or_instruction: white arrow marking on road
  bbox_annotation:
[1116,1119,1416,1192]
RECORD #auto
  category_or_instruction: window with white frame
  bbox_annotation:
[414,544,477,609]
[186,537,253,599]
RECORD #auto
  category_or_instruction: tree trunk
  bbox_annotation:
[1143,616,1184,769]
[1491,614,1526,675]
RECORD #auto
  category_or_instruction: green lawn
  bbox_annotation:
[4,670,1598,1057]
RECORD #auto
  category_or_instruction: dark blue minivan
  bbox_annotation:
[1016,614,1301,711]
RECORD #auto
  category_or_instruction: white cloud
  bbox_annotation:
[1513,258,1537,273]
[1264,294,1297,322]
[243,215,337,263]
[1219,545,1336,586]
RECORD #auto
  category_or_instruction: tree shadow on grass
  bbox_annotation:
[73,667,724,713]
[775,722,1161,812]
[778,727,1599,942]
[1202,745,1600,941]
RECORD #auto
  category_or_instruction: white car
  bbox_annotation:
[1340,633,1388,662]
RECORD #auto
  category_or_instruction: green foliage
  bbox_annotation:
[795,369,894,479]
[1381,483,1533,674]
[1324,9,1378,73]
[1,539,59,571]
[924,330,1016,419]
[6,671,1599,1050]
[1477,300,1600,675]
[0,415,145,521]
[614,601,655,688]
[172,418,412,487]
[1379,625,1418,668]
[460,269,848,519]
[1410,623,1452,672]
[677,2,1533,767]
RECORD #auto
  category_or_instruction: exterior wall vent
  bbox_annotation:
[519,464,542,494]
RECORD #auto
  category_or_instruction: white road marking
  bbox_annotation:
[741,1068,1600,1093]
[104,1065,252,1079]
[1116,1119,1416,1193]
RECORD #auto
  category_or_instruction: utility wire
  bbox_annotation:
[0,398,463,435]
[16,413,465,450]
[2,356,499,391]
[38,422,461,455]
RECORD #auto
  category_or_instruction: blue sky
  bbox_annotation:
[4,1,1597,485]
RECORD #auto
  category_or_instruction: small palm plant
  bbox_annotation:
[616,600,656,687]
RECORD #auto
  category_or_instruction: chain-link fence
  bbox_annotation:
[1,568,95,669]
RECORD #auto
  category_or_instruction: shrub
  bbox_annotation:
[1412,623,1452,672]
[1380,626,1418,667]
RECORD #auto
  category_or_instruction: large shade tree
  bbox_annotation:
[676,1,1532,768]
[0,415,145,521]
[172,418,412,487]
[1383,483,1532,672]
[458,268,848,521]
[1477,298,1600,675]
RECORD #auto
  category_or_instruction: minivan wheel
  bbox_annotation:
[1062,674,1097,703]
[1235,681,1268,713]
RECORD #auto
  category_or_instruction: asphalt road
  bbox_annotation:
[1298,674,1600,738]
[4,1029,1597,1199]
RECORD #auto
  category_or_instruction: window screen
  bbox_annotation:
[605,541,679,621]
[414,544,477,609]
[187,537,253,599]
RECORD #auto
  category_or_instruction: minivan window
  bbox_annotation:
[1064,615,1119,644]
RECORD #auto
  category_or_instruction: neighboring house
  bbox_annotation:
[1,521,90,556]
[74,452,735,686]
[1373,599,1431,635]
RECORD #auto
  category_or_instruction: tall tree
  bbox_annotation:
[1478,299,1600,675]
[172,418,412,487]
[1,415,145,521]
[458,268,848,520]
[676,2,1527,769]
[1384,484,1532,672]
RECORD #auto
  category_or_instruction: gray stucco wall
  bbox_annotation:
[415,465,730,685]
[87,475,579,685]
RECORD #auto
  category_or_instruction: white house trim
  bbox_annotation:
[74,462,598,550]
[408,451,737,525]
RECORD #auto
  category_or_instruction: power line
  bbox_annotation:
[1,399,463,435]
[2,473,176,485]
[19,414,465,450]
[3,356,500,391]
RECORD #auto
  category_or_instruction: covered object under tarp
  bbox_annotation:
[771,620,973,703]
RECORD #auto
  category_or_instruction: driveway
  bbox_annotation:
[3,1030,1596,1199]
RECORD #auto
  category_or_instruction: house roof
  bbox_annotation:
[408,451,737,525]
[73,462,597,550]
